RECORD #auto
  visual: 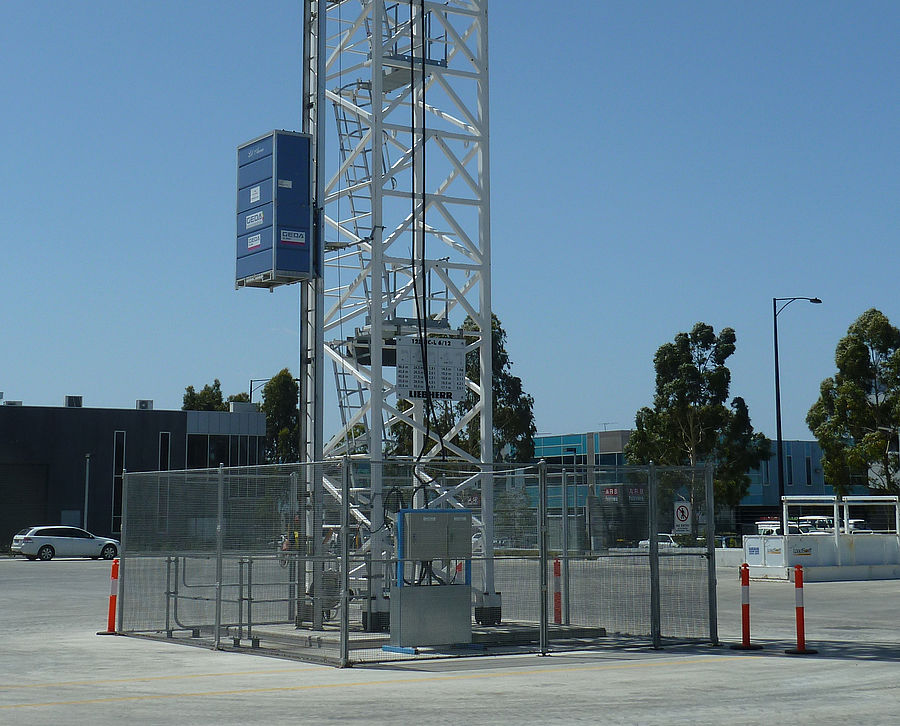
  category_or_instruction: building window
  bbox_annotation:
[209,435,229,468]
[762,459,770,486]
[187,434,208,469]
[112,431,126,532]
[159,432,171,471]
[786,455,793,487]
[805,456,812,486]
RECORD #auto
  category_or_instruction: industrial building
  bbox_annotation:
[0,399,265,545]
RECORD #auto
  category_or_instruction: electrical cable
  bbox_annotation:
[407,0,446,483]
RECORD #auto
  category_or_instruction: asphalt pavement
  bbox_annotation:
[1,556,898,724]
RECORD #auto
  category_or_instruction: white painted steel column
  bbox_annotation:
[367,0,389,619]
[340,458,350,666]
[476,0,497,608]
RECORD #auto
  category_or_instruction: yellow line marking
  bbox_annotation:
[0,667,322,691]
[0,656,748,710]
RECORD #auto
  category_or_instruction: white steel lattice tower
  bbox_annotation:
[302,0,497,617]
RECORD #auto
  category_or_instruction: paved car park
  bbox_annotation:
[1,556,898,724]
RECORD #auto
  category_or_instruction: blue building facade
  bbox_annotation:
[533,430,866,532]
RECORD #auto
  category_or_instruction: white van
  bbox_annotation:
[755,521,808,535]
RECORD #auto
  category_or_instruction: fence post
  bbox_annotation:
[289,470,299,624]
[340,456,351,667]
[214,463,224,650]
[704,464,719,645]
[785,565,817,655]
[165,555,172,637]
[538,460,549,655]
[561,469,570,625]
[312,460,325,629]
[235,557,244,646]
[648,463,661,649]
[117,468,128,634]
[247,556,255,644]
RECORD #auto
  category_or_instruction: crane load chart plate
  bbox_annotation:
[395,337,466,401]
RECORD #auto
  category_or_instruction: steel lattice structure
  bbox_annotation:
[301,0,498,619]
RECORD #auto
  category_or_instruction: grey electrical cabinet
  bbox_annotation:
[401,510,472,560]
[446,511,473,558]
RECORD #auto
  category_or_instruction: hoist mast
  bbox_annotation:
[302,0,498,624]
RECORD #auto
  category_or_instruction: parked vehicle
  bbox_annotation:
[797,515,834,532]
[755,521,808,535]
[638,533,679,548]
[10,526,119,561]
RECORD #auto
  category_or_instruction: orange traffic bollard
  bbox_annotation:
[97,558,119,635]
[785,565,817,655]
[553,558,562,624]
[730,563,762,650]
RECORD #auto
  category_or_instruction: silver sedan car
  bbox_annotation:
[11,526,119,561]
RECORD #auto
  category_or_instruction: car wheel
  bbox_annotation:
[101,544,117,560]
[38,545,54,561]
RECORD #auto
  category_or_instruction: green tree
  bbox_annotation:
[458,313,536,462]
[182,380,250,411]
[182,379,228,411]
[385,313,536,462]
[261,369,300,462]
[625,322,770,507]
[807,308,900,494]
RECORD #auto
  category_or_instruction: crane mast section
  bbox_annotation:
[313,0,491,467]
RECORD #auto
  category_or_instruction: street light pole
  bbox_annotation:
[773,297,822,513]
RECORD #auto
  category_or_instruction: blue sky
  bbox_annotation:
[1,1,897,442]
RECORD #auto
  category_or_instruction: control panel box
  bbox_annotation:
[400,510,472,561]
[236,130,316,288]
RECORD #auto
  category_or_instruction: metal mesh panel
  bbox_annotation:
[654,466,714,641]
[119,460,714,665]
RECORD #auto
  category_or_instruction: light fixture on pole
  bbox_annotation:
[773,296,822,512]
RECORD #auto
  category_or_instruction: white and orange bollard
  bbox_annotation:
[97,558,119,635]
[730,563,762,650]
[552,558,562,625]
[785,565,817,655]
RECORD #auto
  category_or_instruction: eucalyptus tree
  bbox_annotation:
[807,308,900,493]
[625,322,770,508]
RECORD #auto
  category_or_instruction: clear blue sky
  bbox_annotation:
[2,1,898,442]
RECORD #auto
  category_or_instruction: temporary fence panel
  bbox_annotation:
[119,459,716,665]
